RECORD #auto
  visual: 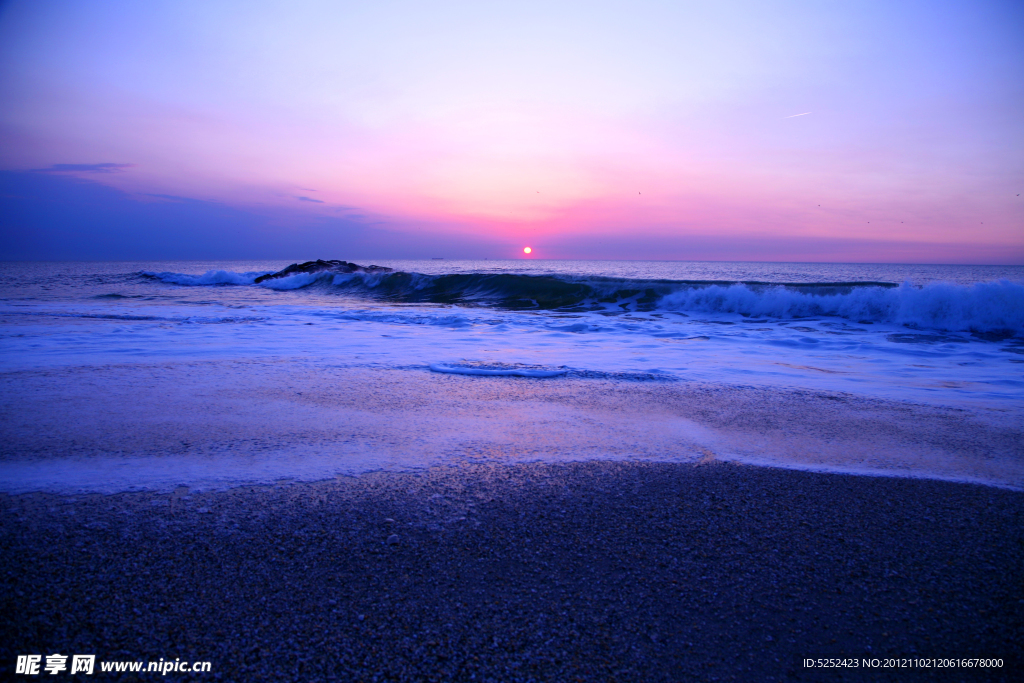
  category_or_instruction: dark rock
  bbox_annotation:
[254,260,392,284]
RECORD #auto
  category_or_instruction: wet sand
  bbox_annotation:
[3,362,1022,492]
[1,461,1021,681]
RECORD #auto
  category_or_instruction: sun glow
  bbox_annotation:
[523,246,532,254]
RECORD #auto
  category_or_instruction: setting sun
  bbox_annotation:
[523,246,532,254]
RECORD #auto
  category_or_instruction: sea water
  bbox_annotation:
[1,259,1022,492]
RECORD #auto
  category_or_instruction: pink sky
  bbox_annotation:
[1,0,1021,262]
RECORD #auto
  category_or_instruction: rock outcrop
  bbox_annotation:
[254,260,393,284]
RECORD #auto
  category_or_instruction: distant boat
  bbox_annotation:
[431,257,444,260]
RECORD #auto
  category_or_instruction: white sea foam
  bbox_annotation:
[142,269,269,285]
[1,364,1019,494]
[659,280,1024,333]
[430,363,567,378]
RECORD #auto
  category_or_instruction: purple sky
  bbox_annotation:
[1,0,1022,262]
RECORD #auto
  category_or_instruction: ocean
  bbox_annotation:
[2,259,1022,493]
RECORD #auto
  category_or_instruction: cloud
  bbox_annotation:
[0,169,510,260]
[143,193,204,203]
[296,196,324,203]
[32,162,135,173]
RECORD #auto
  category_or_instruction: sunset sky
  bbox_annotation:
[1,0,1021,262]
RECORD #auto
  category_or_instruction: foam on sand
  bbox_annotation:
[430,363,567,378]
[1,363,1020,494]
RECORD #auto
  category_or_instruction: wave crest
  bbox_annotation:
[660,280,1024,333]
[140,270,267,286]
[136,269,1023,334]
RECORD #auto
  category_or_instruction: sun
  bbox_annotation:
[523,246,532,254]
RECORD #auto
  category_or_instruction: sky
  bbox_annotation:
[1,0,1022,262]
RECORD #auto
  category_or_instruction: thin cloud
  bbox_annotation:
[783,112,812,119]
[297,196,324,203]
[143,193,205,204]
[32,162,135,173]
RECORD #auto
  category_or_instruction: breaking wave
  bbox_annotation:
[136,269,1024,334]
[659,280,1024,334]
[140,270,267,286]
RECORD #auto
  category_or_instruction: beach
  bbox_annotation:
[2,460,1021,681]
[3,362,1022,493]
[1,259,1022,680]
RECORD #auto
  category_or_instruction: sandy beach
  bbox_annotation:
[2,461,1021,681]
[4,362,1022,493]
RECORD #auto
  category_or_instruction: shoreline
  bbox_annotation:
[3,363,1022,494]
[2,460,1021,681]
